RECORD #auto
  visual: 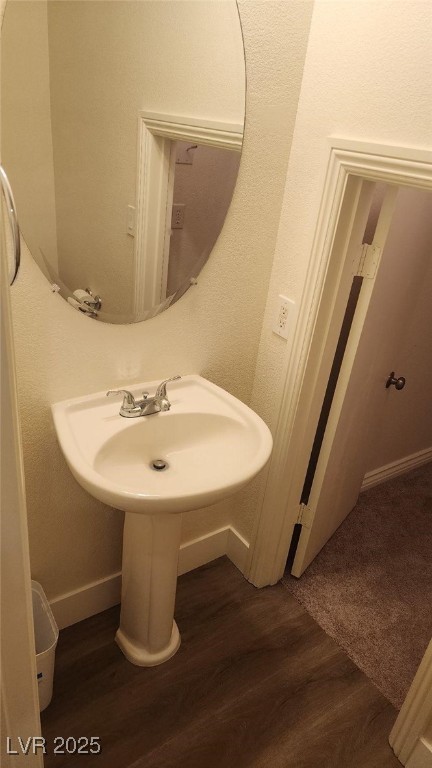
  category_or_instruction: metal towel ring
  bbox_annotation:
[0,164,21,285]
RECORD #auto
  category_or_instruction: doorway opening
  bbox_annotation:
[282,183,432,708]
[246,142,432,735]
[247,141,432,592]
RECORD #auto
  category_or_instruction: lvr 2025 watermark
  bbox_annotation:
[6,736,102,755]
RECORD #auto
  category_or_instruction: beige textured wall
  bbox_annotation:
[167,143,241,295]
[234,0,432,540]
[1,0,314,600]
[366,188,432,472]
[48,0,245,318]
[1,0,58,277]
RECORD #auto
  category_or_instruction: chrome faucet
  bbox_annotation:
[106,376,181,418]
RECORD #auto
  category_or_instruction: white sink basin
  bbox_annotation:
[52,375,272,515]
[52,374,272,667]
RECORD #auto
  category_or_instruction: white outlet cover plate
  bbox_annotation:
[273,295,295,340]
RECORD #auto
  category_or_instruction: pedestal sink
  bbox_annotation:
[52,375,272,666]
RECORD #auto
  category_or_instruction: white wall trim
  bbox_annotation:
[133,111,243,318]
[246,140,432,588]
[226,526,249,572]
[50,525,249,629]
[406,738,432,768]
[133,120,172,316]
[139,111,243,151]
[390,641,432,766]
[1,219,43,762]
[178,526,229,576]
[178,525,249,576]
[50,572,122,630]
[362,448,432,492]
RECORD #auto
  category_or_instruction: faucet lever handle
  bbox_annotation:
[106,389,137,409]
[155,375,181,399]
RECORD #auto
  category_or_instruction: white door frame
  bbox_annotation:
[390,641,432,767]
[133,111,243,317]
[1,241,43,766]
[246,139,432,588]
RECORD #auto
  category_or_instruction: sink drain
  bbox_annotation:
[150,459,169,472]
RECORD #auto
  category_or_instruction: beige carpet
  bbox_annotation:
[282,463,432,709]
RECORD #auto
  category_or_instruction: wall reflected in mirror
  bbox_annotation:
[1,0,245,323]
[167,142,241,298]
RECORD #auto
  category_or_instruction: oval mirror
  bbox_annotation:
[1,0,245,323]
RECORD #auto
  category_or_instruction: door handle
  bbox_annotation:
[385,372,406,390]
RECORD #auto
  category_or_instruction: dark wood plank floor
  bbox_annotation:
[41,558,400,768]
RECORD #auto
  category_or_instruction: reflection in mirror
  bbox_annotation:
[167,142,241,300]
[1,0,245,323]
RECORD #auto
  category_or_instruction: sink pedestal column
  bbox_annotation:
[115,513,181,666]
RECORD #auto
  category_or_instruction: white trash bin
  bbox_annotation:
[31,581,59,712]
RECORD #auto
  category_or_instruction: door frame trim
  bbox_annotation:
[390,640,432,765]
[246,139,432,588]
[1,244,43,765]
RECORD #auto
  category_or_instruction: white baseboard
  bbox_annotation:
[226,526,249,572]
[361,447,432,492]
[50,572,122,631]
[50,525,249,629]
[177,526,229,576]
